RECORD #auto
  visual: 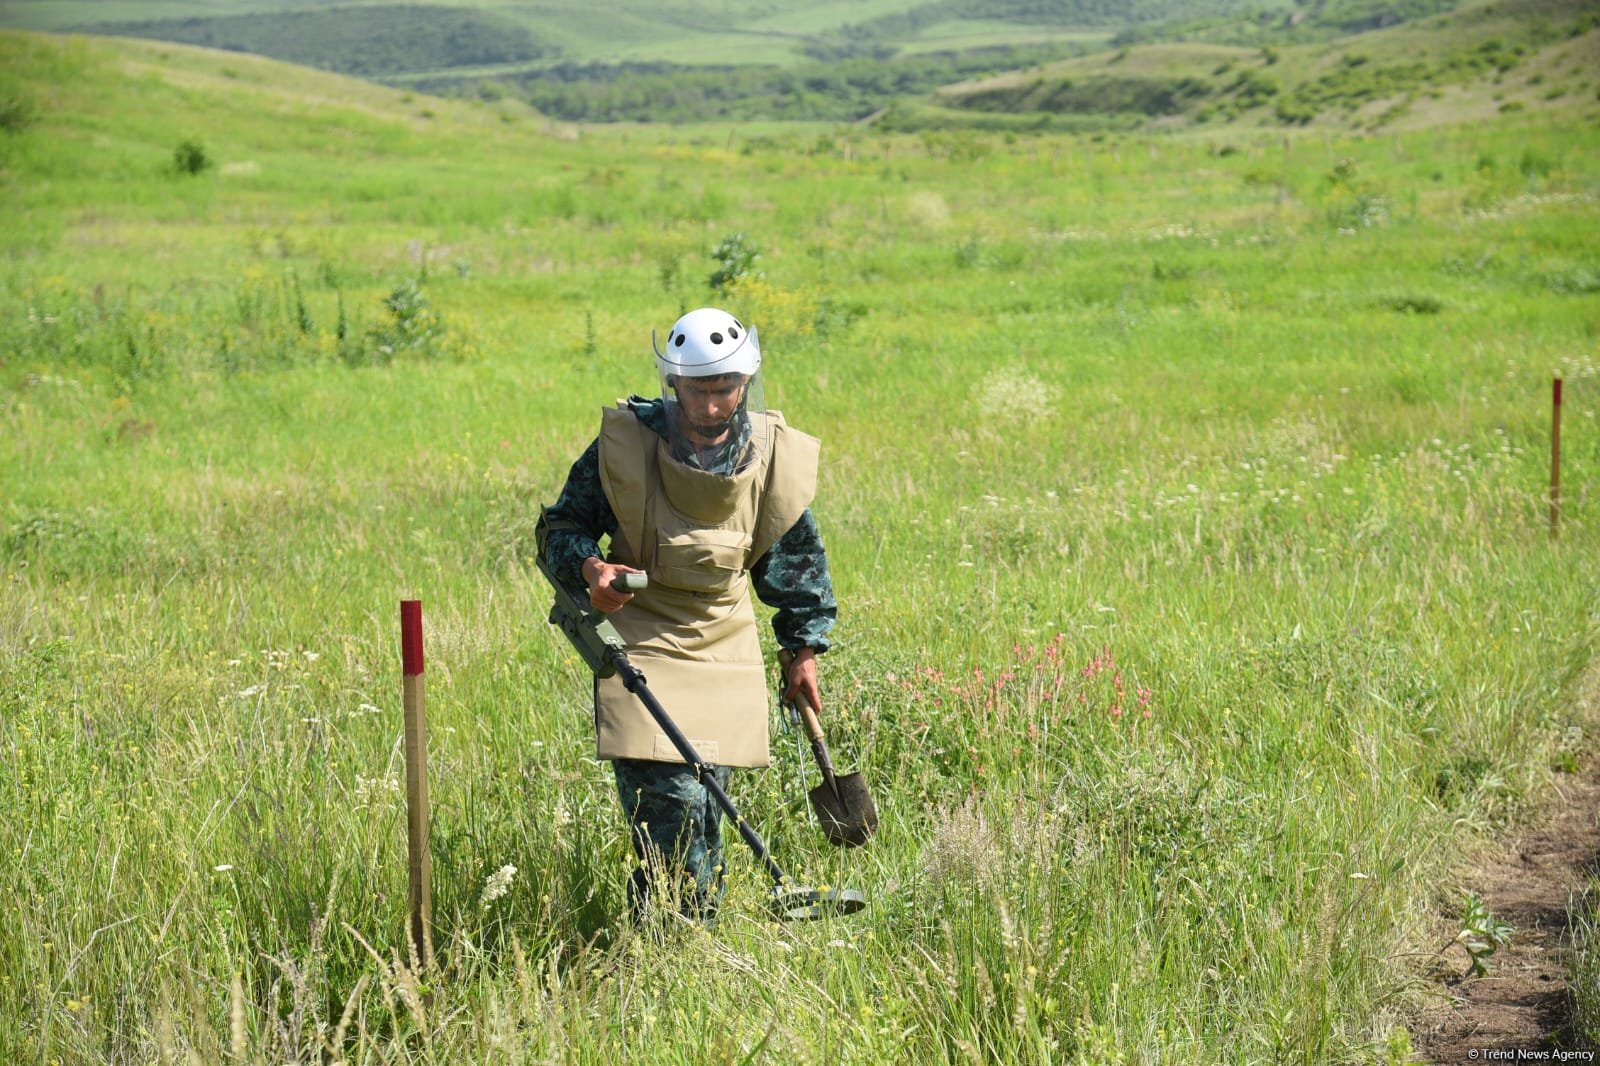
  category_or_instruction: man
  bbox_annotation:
[539,307,836,921]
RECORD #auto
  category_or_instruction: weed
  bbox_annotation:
[1445,893,1514,977]
[1571,881,1600,1047]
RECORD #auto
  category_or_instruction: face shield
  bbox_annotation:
[660,369,767,473]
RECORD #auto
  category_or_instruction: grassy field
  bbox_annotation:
[3,27,1600,1063]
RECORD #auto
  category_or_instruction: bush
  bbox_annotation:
[358,279,445,365]
[0,92,38,134]
[1519,148,1553,179]
[1275,96,1316,125]
[173,138,211,175]
[707,233,762,294]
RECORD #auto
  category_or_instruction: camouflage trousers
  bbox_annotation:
[613,757,732,922]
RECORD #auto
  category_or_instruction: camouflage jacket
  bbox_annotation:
[542,397,837,653]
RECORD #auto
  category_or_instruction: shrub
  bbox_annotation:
[0,92,38,134]
[707,233,762,293]
[1519,148,1553,178]
[1381,293,1444,314]
[359,279,445,364]
[1275,97,1316,125]
[173,137,211,175]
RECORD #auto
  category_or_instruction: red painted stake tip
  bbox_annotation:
[401,600,424,676]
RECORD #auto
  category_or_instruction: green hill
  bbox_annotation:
[7,0,1578,127]
[0,0,1472,122]
[921,0,1600,131]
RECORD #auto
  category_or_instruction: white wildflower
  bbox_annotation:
[976,366,1057,420]
[481,864,517,907]
[354,773,400,808]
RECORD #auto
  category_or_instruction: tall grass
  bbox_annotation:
[2,28,1599,1063]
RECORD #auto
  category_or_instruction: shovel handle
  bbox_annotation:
[779,649,837,773]
[776,649,822,737]
[792,683,829,747]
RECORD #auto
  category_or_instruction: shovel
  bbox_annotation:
[779,650,878,848]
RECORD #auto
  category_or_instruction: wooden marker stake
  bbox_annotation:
[400,599,434,971]
[1551,377,1563,540]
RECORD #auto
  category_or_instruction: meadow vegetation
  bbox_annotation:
[3,25,1600,1063]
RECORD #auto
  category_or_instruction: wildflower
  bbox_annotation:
[481,864,517,906]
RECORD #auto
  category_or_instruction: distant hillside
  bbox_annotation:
[828,0,1290,47]
[0,28,557,204]
[919,0,1600,132]
[0,0,1376,79]
[7,0,1592,129]
[81,5,553,79]
[405,42,1095,124]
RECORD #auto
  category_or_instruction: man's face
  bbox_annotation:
[675,374,747,443]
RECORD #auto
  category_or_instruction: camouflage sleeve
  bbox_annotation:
[541,437,618,599]
[751,508,837,653]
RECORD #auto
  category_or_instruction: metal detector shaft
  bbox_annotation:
[608,647,791,888]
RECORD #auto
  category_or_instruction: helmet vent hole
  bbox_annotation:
[729,327,739,339]
[710,332,724,344]
[674,334,685,347]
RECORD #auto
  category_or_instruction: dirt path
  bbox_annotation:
[1410,761,1600,1062]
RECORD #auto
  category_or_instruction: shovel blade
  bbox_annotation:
[808,771,878,848]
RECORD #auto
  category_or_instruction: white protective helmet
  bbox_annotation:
[652,307,761,382]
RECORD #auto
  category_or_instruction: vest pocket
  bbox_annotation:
[655,527,751,594]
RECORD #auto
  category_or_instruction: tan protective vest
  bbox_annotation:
[593,405,820,767]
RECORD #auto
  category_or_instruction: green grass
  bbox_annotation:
[4,27,1600,1063]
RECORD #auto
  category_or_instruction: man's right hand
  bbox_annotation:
[581,557,644,614]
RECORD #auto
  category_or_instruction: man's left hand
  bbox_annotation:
[784,646,822,715]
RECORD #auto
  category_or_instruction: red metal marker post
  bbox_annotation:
[400,600,434,970]
[1550,377,1563,540]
